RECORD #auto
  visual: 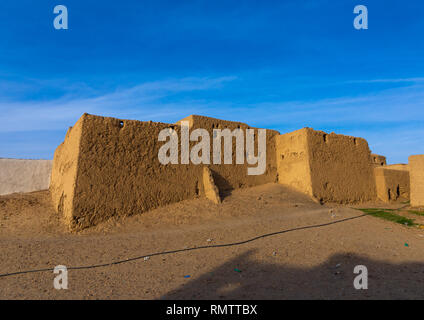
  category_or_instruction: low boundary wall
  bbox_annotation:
[0,158,52,196]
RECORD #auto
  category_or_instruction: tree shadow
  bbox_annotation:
[160,250,424,300]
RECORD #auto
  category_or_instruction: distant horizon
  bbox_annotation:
[1,1,423,163]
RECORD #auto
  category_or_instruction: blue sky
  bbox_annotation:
[0,0,423,163]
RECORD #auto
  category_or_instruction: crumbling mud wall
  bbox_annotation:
[374,167,410,203]
[51,112,391,230]
[51,114,279,229]
[275,129,312,196]
[52,114,197,229]
[203,167,221,204]
[276,128,376,203]
[308,129,376,203]
[177,115,279,193]
[371,154,387,166]
[386,164,409,171]
[409,155,424,207]
[307,129,376,203]
[50,116,88,223]
[0,158,52,196]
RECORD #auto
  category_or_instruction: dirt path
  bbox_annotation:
[0,184,423,299]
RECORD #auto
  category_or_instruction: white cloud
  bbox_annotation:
[1,75,423,163]
[0,76,236,132]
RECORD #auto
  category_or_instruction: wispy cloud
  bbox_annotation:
[0,76,237,132]
[1,75,423,163]
[347,77,424,84]
[199,83,424,131]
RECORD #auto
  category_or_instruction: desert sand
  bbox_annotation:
[1,183,423,299]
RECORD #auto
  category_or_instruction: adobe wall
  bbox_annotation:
[386,164,409,171]
[52,114,198,229]
[51,113,388,229]
[177,115,279,193]
[371,154,387,166]
[203,167,221,204]
[50,116,85,223]
[275,128,312,196]
[307,129,376,203]
[0,158,52,196]
[374,167,410,203]
[409,155,424,207]
[276,128,376,203]
[51,114,279,230]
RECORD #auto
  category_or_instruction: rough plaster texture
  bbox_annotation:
[177,115,279,193]
[51,113,384,229]
[51,114,278,229]
[203,167,221,204]
[386,164,409,171]
[276,128,376,203]
[50,116,85,223]
[409,155,424,207]
[371,154,387,166]
[0,158,52,196]
[275,129,312,196]
[374,167,410,203]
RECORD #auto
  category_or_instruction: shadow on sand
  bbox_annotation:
[161,250,424,299]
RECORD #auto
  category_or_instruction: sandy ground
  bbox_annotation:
[0,183,423,299]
